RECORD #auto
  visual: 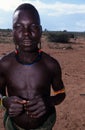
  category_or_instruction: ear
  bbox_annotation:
[40,25,42,36]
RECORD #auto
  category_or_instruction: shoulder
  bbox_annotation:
[42,51,61,70]
[0,51,15,70]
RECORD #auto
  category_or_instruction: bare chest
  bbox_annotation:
[5,64,52,98]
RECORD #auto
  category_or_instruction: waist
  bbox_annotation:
[12,106,56,129]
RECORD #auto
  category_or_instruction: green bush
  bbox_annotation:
[0,29,12,44]
[47,32,70,43]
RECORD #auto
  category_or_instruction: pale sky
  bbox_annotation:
[0,0,85,31]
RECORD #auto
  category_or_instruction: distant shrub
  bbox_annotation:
[0,29,12,44]
[47,32,70,43]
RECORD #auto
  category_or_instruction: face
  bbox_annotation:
[13,10,42,52]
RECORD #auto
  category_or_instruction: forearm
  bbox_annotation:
[44,93,66,111]
[50,93,66,106]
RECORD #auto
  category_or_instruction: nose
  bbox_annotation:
[23,25,33,39]
[24,31,32,40]
[24,28,29,36]
[24,26,31,36]
[24,32,28,36]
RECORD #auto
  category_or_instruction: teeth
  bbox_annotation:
[23,43,31,46]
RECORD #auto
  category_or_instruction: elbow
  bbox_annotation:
[54,93,66,105]
[61,93,66,101]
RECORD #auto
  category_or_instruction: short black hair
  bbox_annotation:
[14,3,40,23]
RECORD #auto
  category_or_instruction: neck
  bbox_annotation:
[15,49,42,65]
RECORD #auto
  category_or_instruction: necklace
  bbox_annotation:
[15,50,42,65]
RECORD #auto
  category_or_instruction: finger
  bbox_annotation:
[28,98,42,106]
[14,99,27,104]
[9,110,17,117]
[36,111,46,118]
[31,106,46,116]
[9,108,23,117]
[28,100,37,106]
[28,104,40,112]
[9,106,22,113]
[32,110,46,118]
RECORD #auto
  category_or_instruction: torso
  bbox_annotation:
[2,51,56,129]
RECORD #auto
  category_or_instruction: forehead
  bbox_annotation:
[13,10,40,24]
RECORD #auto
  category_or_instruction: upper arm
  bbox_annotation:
[0,61,6,96]
[51,61,65,92]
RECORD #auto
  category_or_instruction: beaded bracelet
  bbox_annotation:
[0,96,7,109]
[53,88,65,96]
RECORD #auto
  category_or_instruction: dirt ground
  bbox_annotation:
[0,37,85,130]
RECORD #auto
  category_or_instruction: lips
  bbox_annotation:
[23,40,32,46]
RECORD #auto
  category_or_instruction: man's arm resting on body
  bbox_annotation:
[44,87,66,108]
[0,69,7,109]
[48,61,66,106]
[50,88,66,106]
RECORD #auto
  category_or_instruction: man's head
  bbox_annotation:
[13,3,42,52]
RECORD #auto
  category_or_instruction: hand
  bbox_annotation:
[24,95,47,118]
[3,96,26,117]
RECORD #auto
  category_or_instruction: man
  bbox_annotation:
[0,3,66,130]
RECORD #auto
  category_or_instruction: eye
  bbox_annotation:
[30,24,41,32]
[13,23,23,31]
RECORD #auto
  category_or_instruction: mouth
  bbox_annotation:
[23,40,32,46]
